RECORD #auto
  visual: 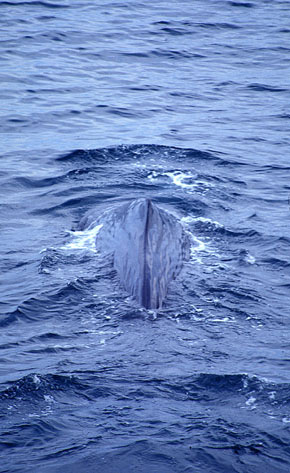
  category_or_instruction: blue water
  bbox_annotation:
[1,1,290,472]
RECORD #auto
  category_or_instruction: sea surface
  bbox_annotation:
[1,1,290,472]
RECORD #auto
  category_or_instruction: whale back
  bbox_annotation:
[112,198,185,308]
[80,198,188,309]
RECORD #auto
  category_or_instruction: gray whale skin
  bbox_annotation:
[79,198,189,309]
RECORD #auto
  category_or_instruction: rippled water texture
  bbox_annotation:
[1,1,290,472]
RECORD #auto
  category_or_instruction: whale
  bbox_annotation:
[79,198,189,309]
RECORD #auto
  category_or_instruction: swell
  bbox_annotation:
[0,1,70,8]
[1,371,289,407]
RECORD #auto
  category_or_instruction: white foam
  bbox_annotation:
[182,215,224,232]
[190,234,206,252]
[245,396,257,409]
[188,233,222,267]
[211,317,235,323]
[33,374,41,385]
[243,377,248,389]
[147,169,211,192]
[165,171,198,189]
[44,395,55,404]
[61,224,103,252]
[194,216,223,228]
[245,254,256,264]
[191,305,203,313]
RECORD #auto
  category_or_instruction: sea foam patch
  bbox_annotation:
[148,169,211,194]
[61,224,103,252]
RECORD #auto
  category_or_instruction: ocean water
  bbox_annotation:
[1,1,290,472]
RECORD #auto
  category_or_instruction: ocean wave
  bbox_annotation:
[0,1,70,8]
